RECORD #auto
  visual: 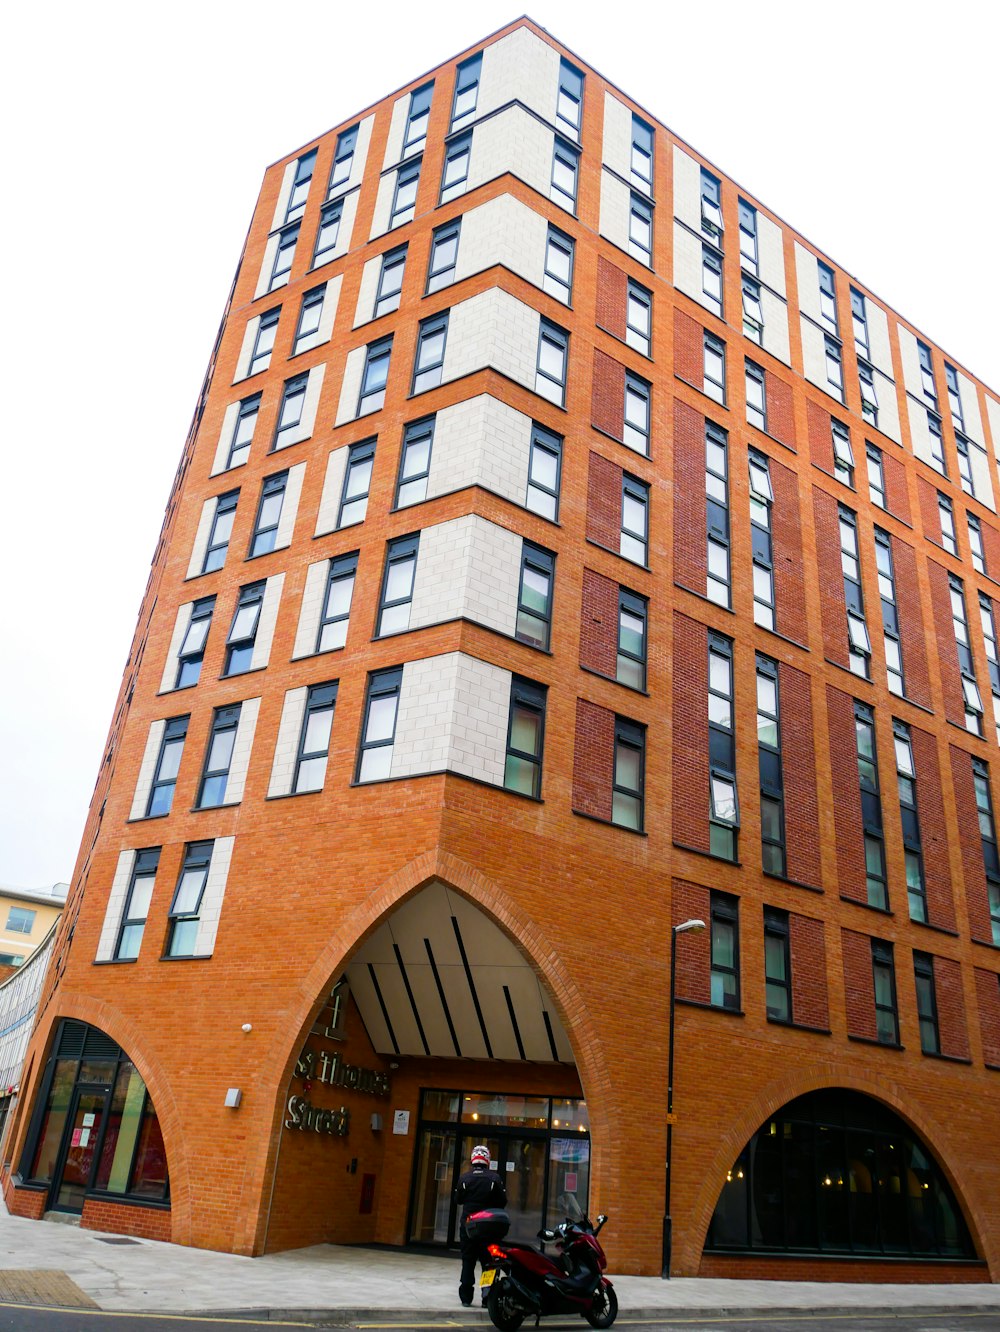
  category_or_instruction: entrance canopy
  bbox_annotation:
[346,880,574,1061]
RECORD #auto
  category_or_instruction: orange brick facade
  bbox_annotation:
[6,17,1000,1284]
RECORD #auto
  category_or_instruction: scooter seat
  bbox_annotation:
[543,1272,598,1299]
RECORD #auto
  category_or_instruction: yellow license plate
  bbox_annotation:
[480,1269,496,1287]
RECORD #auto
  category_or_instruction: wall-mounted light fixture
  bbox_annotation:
[224,1088,243,1109]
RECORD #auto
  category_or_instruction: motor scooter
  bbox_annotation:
[466,1208,617,1331]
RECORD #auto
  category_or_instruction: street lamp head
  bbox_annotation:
[674,918,706,935]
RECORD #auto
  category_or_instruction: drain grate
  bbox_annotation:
[94,1237,142,1246]
[0,1269,99,1308]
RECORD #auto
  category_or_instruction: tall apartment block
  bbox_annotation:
[8,17,1000,1279]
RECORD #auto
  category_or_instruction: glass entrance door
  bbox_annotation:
[51,1088,107,1212]
[503,1137,545,1240]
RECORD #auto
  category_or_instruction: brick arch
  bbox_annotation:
[683,1062,993,1274]
[237,847,619,1256]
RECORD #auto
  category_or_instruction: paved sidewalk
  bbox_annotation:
[0,1203,996,1321]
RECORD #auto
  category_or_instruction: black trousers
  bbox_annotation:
[458,1222,483,1304]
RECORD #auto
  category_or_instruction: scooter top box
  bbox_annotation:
[464,1209,510,1240]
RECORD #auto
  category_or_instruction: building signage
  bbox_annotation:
[284,1047,391,1140]
[285,1096,350,1136]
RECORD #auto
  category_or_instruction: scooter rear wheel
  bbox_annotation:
[583,1281,618,1329]
[486,1277,525,1332]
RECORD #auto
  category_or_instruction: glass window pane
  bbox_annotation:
[510,707,542,757]
[366,695,398,744]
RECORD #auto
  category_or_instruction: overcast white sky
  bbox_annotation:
[2,1,997,887]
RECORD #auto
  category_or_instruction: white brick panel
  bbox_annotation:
[872,369,901,444]
[865,299,893,378]
[599,170,632,256]
[454,194,548,291]
[448,655,511,785]
[316,446,350,535]
[274,462,305,550]
[369,169,398,241]
[270,159,297,232]
[602,92,633,181]
[987,397,1000,461]
[160,603,193,694]
[296,274,341,354]
[465,106,553,203]
[233,315,261,383]
[293,561,329,659]
[276,364,325,450]
[130,720,166,821]
[801,317,835,397]
[186,498,216,580]
[224,698,260,805]
[268,688,308,798]
[959,371,985,446]
[211,402,241,477]
[442,289,540,392]
[96,850,136,963]
[897,326,923,400]
[760,289,791,366]
[193,836,235,958]
[336,347,367,425]
[907,397,941,473]
[673,222,709,312]
[390,652,511,784]
[409,515,521,637]
[672,145,702,233]
[757,212,786,298]
[251,575,284,671]
[354,255,382,328]
[970,440,996,512]
[382,94,410,170]
[254,234,280,300]
[794,243,823,324]
[427,394,531,508]
[477,27,560,124]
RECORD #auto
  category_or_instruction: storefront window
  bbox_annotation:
[460,1092,549,1128]
[28,1058,75,1183]
[420,1090,460,1122]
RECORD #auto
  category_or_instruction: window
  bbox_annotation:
[374,246,407,319]
[526,424,562,521]
[951,574,983,735]
[745,360,766,431]
[397,417,434,506]
[858,361,879,426]
[358,337,392,415]
[617,589,647,690]
[273,373,308,448]
[928,414,946,473]
[440,132,471,203]
[957,436,975,498]
[377,535,419,635]
[850,288,870,359]
[292,285,326,354]
[197,704,241,808]
[224,582,264,676]
[146,716,188,817]
[317,553,357,652]
[757,657,785,875]
[763,907,791,1021]
[225,395,260,471]
[969,515,986,574]
[917,340,937,407]
[631,115,654,192]
[390,159,421,228]
[115,848,159,961]
[551,138,579,211]
[738,199,758,274]
[973,758,1000,943]
[945,363,964,430]
[412,312,448,393]
[175,597,214,689]
[742,277,763,344]
[626,280,651,355]
[249,307,279,376]
[939,493,957,555]
[357,668,402,782]
[294,683,337,794]
[403,83,433,157]
[867,443,885,508]
[623,372,651,454]
[338,439,375,527]
[913,953,940,1055]
[832,419,854,486]
[700,168,723,237]
[6,907,36,935]
[312,199,343,267]
[427,219,460,293]
[166,841,213,957]
[980,595,1000,742]
[329,125,359,196]
[504,677,547,798]
[544,225,574,303]
[875,530,904,697]
[702,245,723,316]
[268,223,299,291]
[249,472,287,558]
[515,544,554,650]
[556,58,584,140]
[451,53,481,130]
[612,718,645,830]
[825,336,844,400]
[749,450,775,631]
[818,261,837,329]
[840,508,869,678]
[621,473,649,565]
[629,193,652,264]
[535,319,568,406]
[708,634,739,860]
[855,702,887,910]
[894,721,926,924]
[706,422,730,607]
[703,332,726,404]
[710,892,739,1010]
[284,149,316,225]
[872,940,899,1045]
[202,491,238,574]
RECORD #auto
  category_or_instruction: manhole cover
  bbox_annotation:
[94,1237,141,1246]
[0,1270,98,1308]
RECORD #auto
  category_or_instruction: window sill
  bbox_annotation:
[156,682,199,698]
[945,717,989,742]
[348,767,544,804]
[579,663,649,697]
[596,322,653,365]
[386,478,563,527]
[158,953,214,962]
[590,422,652,464]
[762,869,822,894]
[125,812,170,825]
[83,1189,171,1211]
[188,802,240,814]
[847,1033,904,1051]
[756,622,809,653]
[839,894,893,915]
[217,665,268,681]
[767,1016,832,1035]
[265,789,325,802]
[92,958,139,966]
[585,537,649,573]
[673,840,741,868]
[245,544,290,563]
[920,1048,972,1066]
[571,808,646,836]
[676,997,744,1017]
[745,419,797,456]
[673,372,728,414]
[673,581,737,615]
[910,916,960,939]
[970,935,1000,952]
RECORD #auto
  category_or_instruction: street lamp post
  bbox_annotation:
[661,917,706,1279]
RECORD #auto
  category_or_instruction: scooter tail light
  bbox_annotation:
[487,1244,505,1259]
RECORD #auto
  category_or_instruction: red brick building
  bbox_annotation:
[7,17,1000,1280]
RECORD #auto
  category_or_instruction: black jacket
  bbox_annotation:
[455,1163,507,1217]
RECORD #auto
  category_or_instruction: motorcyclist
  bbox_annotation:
[455,1144,507,1306]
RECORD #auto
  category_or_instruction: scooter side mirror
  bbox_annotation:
[538,1228,558,1242]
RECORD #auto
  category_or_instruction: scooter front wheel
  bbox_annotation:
[583,1281,618,1329]
[486,1277,525,1332]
